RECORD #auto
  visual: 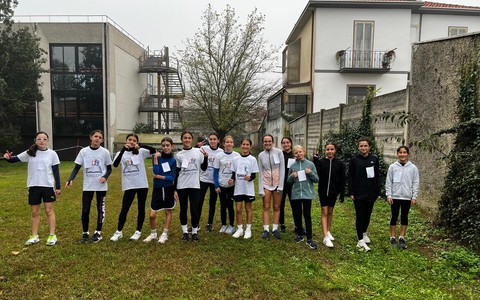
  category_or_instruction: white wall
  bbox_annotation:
[418,14,480,41]
[312,8,412,110]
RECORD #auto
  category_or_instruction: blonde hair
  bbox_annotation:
[292,145,304,153]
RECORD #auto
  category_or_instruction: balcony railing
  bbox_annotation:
[338,50,393,73]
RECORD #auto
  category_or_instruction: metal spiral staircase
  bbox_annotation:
[138,47,184,133]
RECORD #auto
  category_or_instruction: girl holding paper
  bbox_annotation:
[143,137,177,243]
[287,145,319,250]
[348,137,380,252]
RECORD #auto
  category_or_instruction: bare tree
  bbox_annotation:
[180,4,279,139]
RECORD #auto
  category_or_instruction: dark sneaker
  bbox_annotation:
[261,230,270,239]
[91,232,102,243]
[79,233,89,243]
[272,230,281,240]
[192,233,199,242]
[399,237,407,249]
[280,224,286,233]
[206,224,213,232]
[182,233,189,241]
[294,235,305,243]
[390,237,397,246]
[306,239,318,250]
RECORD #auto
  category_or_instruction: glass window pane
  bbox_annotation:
[63,46,76,72]
[78,45,102,73]
[51,46,64,71]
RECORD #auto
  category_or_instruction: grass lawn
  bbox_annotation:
[0,160,479,299]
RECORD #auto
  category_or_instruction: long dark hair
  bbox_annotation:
[126,133,140,154]
[27,131,49,157]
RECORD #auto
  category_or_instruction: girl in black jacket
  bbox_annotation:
[314,143,345,248]
[348,137,380,252]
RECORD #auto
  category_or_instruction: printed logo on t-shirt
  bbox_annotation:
[124,159,140,176]
[86,159,103,176]
[182,158,199,173]
[221,162,232,174]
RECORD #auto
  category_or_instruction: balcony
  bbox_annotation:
[337,50,394,73]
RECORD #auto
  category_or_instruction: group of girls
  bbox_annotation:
[4,130,419,251]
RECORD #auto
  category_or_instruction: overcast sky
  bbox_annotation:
[13,0,480,75]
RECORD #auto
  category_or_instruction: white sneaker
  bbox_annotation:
[143,233,157,242]
[323,237,334,248]
[232,228,244,238]
[219,225,227,233]
[158,233,168,244]
[327,231,335,241]
[25,235,40,245]
[356,239,371,252]
[225,225,235,235]
[130,230,141,241]
[110,231,123,241]
[363,233,371,244]
[244,229,252,239]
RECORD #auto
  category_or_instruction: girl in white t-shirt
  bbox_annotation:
[66,130,113,243]
[110,134,156,242]
[4,131,61,246]
[231,138,259,239]
[213,135,240,234]
[174,131,208,242]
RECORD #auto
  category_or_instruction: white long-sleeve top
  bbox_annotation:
[385,161,420,201]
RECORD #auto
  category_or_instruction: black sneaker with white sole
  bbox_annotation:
[399,237,407,249]
[91,232,102,243]
[79,233,89,243]
[306,239,318,250]
[294,235,305,243]
[182,233,189,241]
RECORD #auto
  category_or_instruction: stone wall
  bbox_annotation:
[408,33,480,211]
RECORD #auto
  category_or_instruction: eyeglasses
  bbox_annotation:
[36,138,48,141]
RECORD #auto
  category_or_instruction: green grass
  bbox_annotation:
[0,161,479,299]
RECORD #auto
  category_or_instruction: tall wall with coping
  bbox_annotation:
[291,89,406,163]
[408,33,480,211]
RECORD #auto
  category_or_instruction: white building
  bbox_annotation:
[265,0,480,146]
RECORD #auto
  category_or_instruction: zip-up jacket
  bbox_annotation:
[385,160,419,200]
[313,156,345,201]
[258,147,285,195]
[348,153,380,202]
[287,158,319,200]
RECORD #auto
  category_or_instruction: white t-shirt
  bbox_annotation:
[230,154,259,196]
[175,148,205,190]
[114,148,151,191]
[17,149,60,188]
[214,151,240,188]
[200,145,223,184]
[74,146,113,191]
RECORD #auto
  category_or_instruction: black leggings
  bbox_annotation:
[219,186,235,226]
[290,199,313,239]
[81,191,107,232]
[279,184,293,225]
[390,199,411,226]
[354,199,375,240]
[117,188,148,231]
[198,181,218,225]
[178,188,200,228]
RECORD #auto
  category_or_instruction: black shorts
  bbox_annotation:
[28,186,56,205]
[233,194,255,203]
[151,186,176,211]
[319,195,338,207]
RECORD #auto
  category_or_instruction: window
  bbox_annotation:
[285,94,307,118]
[347,85,375,104]
[287,38,301,83]
[50,44,103,136]
[448,26,468,37]
[353,21,374,68]
[294,134,304,146]
[267,94,282,121]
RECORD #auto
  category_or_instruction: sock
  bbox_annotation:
[246,224,252,230]
[163,228,169,234]
[181,225,188,233]
[237,224,243,230]
[83,231,89,235]
[95,231,101,234]
[399,236,404,240]
[192,227,198,234]
[263,225,269,231]
[272,224,278,231]
[390,236,395,239]
[151,229,157,234]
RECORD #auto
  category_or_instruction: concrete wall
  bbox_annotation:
[289,89,407,161]
[408,33,480,211]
